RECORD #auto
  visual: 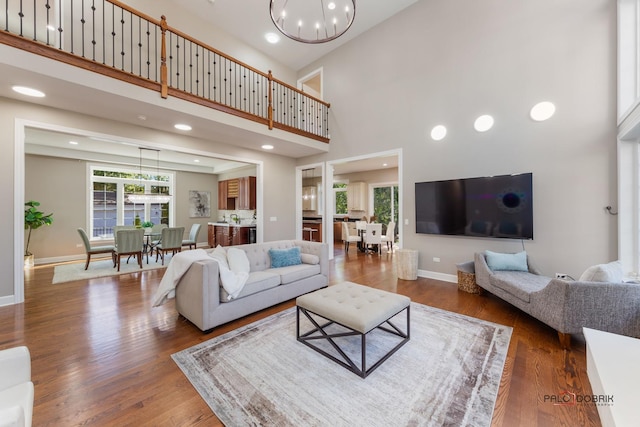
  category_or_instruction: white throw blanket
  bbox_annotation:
[152,249,211,307]
[151,248,250,307]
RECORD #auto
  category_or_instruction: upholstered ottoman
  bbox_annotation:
[296,281,410,378]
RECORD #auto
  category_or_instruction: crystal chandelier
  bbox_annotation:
[126,148,172,204]
[270,0,356,44]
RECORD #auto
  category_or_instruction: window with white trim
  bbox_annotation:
[90,165,174,239]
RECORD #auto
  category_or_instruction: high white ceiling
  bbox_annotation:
[177,0,419,71]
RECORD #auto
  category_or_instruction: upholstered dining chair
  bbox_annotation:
[77,228,115,270]
[155,227,184,265]
[182,223,202,250]
[364,223,383,255]
[113,228,144,271]
[342,222,360,253]
[380,221,396,252]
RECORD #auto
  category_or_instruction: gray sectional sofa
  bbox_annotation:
[175,240,328,332]
[474,252,640,348]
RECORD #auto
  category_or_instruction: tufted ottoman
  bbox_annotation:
[296,281,410,378]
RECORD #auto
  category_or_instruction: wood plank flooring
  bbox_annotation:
[1,248,602,426]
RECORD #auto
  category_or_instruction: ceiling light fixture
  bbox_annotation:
[265,32,280,44]
[174,123,192,131]
[530,101,556,122]
[270,0,356,44]
[474,115,494,132]
[262,144,274,150]
[126,148,172,204]
[430,125,447,141]
[12,85,45,98]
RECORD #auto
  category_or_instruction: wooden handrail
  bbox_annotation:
[0,0,330,142]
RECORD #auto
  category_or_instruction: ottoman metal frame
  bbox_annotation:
[296,304,410,378]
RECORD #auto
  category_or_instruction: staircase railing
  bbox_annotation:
[0,0,330,142]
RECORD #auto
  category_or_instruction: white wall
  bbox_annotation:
[299,0,618,279]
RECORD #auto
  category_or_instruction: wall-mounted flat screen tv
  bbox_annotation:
[415,173,533,239]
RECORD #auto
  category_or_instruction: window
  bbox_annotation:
[372,184,399,237]
[334,182,348,215]
[90,165,174,239]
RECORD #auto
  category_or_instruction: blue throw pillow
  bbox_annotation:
[485,250,528,272]
[269,247,302,268]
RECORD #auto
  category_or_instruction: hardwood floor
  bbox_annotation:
[1,248,601,426]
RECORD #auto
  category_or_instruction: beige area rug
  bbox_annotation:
[172,302,512,427]
[52,256,166,284]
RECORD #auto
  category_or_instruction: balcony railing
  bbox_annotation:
[0,0,330,142]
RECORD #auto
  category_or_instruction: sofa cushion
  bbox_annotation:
[579,260,624,283]
[485,250,528,272]
[489,271,551,303]
[220,270,281,301]
[301,253,320,265]
[269,247,302,268]
[271,264,321,285]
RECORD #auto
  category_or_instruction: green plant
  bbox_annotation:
[141,221,154,228]
[24,200,53,256]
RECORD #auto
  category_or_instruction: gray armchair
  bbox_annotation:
[77,228,114,270]
[474,252,640,348]
[155,227,184,265]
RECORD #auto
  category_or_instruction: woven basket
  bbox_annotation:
[457,270,482,294]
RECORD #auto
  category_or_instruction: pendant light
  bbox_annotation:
[126,148,172,204]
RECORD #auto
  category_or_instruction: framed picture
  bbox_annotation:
[189,190,211,218]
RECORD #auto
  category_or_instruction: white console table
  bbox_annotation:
[584,327,640,427]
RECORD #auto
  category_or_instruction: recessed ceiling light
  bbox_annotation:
[530,101,556,122]
[174,123,192,131]
[430,125,447,141]
[137,115,147,121]
[262,144,274,150]
[69,141,79,145]
[328,2,336,10]
[265,32,280,44]
[474,115,494,132]
[12,85,45,98]
[382,163,388,167]
[193,159,200,163]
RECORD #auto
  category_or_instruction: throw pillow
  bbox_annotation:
[209,245,229,270]
[269,247,302,268]
[485,250,528,272]
[300,253,320,265]
[227,247,250,274]
[578,260,624,283]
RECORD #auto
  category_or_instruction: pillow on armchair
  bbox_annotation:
[578,260,624,282]
[485,250,528,272]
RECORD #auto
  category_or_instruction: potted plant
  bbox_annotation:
[24,200,53,267]
[141,221,154,233]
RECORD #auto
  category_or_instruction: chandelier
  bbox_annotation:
[270,0,356,44]
[126,148,172,204]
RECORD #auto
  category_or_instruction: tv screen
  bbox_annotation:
[415,173,533,239]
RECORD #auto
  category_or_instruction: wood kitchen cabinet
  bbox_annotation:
[238,176,256,210]
[215,225,230,246]
[218,180,235,210]
[230,226,252,245]
[208,224,215,247]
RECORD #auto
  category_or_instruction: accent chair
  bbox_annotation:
[77,228,114,270]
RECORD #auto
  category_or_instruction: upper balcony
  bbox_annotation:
[0,0,330,154]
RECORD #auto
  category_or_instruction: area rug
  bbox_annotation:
[172,302,512,427]
[52,257,166,284]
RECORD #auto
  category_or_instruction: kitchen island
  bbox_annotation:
[208,223,257,247]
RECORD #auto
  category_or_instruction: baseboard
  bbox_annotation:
[0,294,16,307]
[417,269,457,284]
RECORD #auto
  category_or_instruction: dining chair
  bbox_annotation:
[155,227,185,265]
[182,223,202,250]
[364,223,383,255]
[342,222,360,253]
[380,221,396,252]
[77,228,115,270]
[113,229,144,271]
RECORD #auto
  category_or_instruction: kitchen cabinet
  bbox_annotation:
[347,182,367,211]
[218,180,235,210]
[215,224,230,246]
[209,224,255,247]
[231,226,252,245]
[238,176,256,210]
[218,177,256,210]
[208,224,215,247]
[302,186,317,211]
